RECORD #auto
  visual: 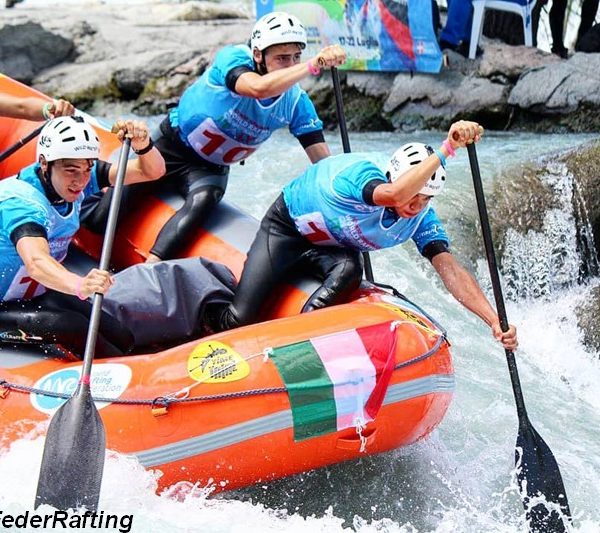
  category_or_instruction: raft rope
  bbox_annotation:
[0,327,447,410]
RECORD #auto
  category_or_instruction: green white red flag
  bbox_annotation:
[270,321,397,441]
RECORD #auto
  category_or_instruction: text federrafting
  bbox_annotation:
[0,510,133,532]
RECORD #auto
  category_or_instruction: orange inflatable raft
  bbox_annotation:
[0,74,454,492]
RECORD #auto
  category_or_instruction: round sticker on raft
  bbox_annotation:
[187,341,250,383]
[31,363,132,415]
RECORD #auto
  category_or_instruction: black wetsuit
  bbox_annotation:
[80,117,229,259]
[208,194,364,332]
[0,291,134,357]
[145,118,230,260]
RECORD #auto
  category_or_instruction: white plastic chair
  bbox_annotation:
[469,0,536,59]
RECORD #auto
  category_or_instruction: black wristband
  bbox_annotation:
[133,138,154,155]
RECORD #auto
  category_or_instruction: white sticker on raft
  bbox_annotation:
[30,363,132,414]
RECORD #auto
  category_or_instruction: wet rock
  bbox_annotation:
[384,71,509,131]
[0,22,73,83]
[488,140,600,300]
[478,43,560,80]
[154,1,249,21]
[563,141,600,268]
[509,54,600,112]
[134,55,210,115]
[575,285,600,353]
[346,71,395,98]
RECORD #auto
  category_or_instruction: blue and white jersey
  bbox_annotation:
[170,44,323,166]
[283,152,450,253]
[0,163,102,301]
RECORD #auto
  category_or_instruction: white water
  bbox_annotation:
[1,129,599,532]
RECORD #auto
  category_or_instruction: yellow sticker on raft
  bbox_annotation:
[378,303,439,336]
[187,341,250,383]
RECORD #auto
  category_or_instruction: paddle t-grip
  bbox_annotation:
[451,125,484,143]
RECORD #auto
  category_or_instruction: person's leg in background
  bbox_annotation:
[549,0,569,57]
[576,0,600,48]
[531,0,547,46]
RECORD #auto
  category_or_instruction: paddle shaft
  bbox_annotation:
[79,138,131,387]
[0,122,45,164]
[466,143,529,422]
[330,67,374,283]
[35,137,131,512]
[467,142,572,530]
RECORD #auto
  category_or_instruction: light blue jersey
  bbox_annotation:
[170,44,323,166]
[0,163,101,301]
[283,152,450,253]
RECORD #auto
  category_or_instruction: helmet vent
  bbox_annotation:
[387,141,446,196]
[36,116,100,162]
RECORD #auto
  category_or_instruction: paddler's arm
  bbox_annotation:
[15,235,113,299]
[109,119,166,185]
[234,45,346,99]
[303,142,330,164]
[0,95,74,121]
[431,251,518,351]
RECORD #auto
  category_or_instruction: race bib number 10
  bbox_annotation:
[187,117,257,165]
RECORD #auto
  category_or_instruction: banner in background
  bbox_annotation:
[256,0,443,73]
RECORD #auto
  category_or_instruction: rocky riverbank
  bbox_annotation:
[2,0,600,132]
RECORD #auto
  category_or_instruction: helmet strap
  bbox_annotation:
[39,162,66,205]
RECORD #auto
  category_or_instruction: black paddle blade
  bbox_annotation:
[35,390,105,511]
[516,423,571,532]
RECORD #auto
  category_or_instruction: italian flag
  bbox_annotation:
[270,321,397,441]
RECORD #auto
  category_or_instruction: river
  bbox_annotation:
[1,126,599,532]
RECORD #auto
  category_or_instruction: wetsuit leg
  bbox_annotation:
[149,180,226,260]
[209,194,311,332]
[149,118,230,260]
[300,247,363,312]
[0,293,134,357]
[549,0,568,53]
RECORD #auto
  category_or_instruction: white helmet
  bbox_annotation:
[250,12,307,52]
[387,142,446,197]
[37,116,100,162]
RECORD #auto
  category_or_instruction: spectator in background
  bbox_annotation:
[438,0,480,57]
[576,0,599,49]
[532,0,568,58]
[576,22,600,51]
